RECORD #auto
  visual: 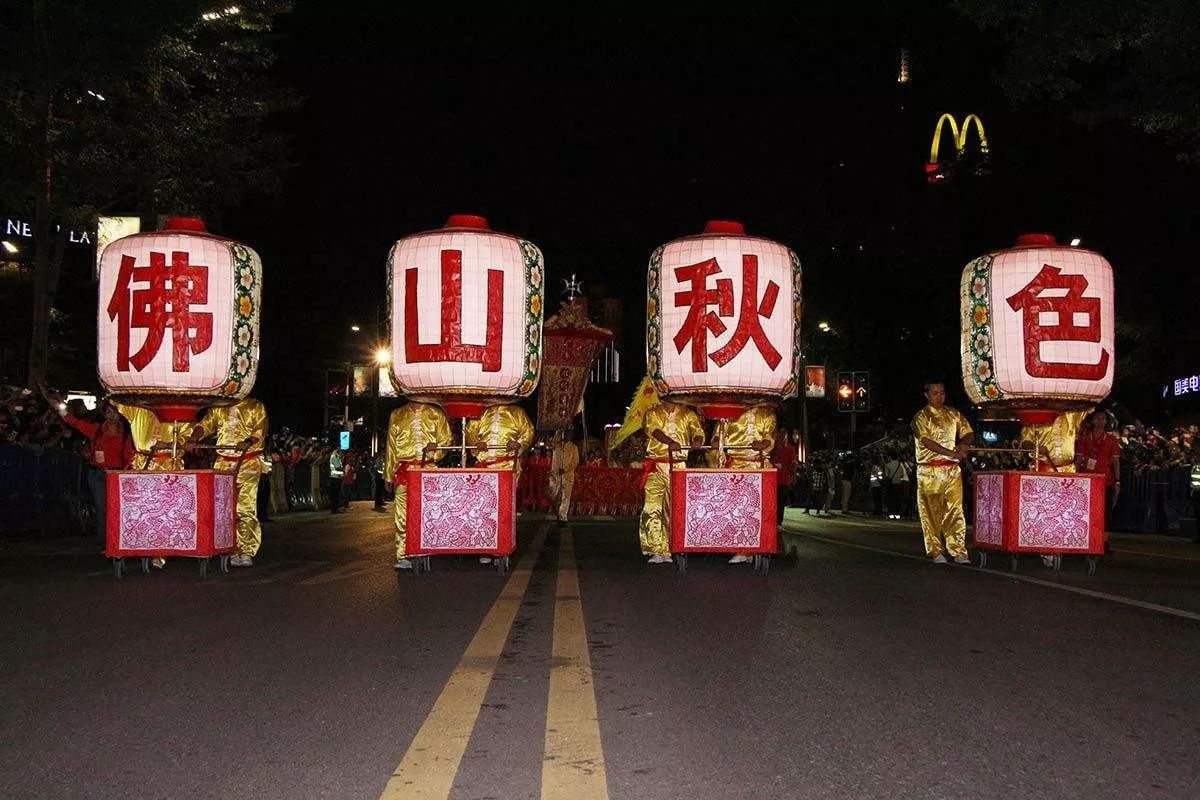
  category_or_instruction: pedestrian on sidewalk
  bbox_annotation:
[911,381,973,565]
[328,447,345,513]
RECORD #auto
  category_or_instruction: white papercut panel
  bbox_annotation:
[117,473,199,551]
[682,471,764,549]
[390,230,542,397]
[655,236,797,395]
[974,473,1004,545]
[97,232,261,398]
[1016,474,1092,550]
[989,248,1114,400]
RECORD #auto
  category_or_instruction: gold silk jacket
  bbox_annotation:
[912,405,973,465]
[114,402,193,470]
[193,398,269,474]
[1019,410,1088,472]
[466,404,535,462]
[384,402,453,483]
[722,405,777,468]
[642,403,704,461]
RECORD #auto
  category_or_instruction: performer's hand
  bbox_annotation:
[690,435,704,449]
[385,481,393,492]
[423,442,438,455]
[955,443,970,459]
[508,437,519,451]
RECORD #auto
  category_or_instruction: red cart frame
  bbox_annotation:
[669,466,777,575]
[973,470,1106,575]
[405,467,517,574]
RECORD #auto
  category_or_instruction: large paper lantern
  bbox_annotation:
[961,233,1115,423]
[388,215,544,417]
[537,297,612,432]
[646,220,802,417]
[97,217,262,421]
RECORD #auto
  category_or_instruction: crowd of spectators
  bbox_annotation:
[0,384,90,454]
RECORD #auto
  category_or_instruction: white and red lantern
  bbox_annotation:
[961,233,1115,423]
[388,215,545,417]
[646,220,802,417]
[97,217,262,422]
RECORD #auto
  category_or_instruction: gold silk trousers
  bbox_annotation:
[916,464,967,558]
[195,399,269,558]
[639,462,672,557]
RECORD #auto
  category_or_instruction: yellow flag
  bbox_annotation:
[610,376,659,449]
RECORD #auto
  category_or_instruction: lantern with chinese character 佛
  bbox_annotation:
[97,216,262,422]
[388,214,545,418]
[646,220,802,418]
[961,233,1115,425]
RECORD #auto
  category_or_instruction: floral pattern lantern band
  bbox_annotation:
[97,216,262,422]
[961,233,1115,424]
[388,214,545,417]
[647,220,802,417]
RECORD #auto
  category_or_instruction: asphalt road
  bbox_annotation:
[1,507,1198,799]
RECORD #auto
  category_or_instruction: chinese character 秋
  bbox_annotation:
[1006,264,1109,381]
[672,255,781,372]
[106,251,213,373]
[404,249,503,372]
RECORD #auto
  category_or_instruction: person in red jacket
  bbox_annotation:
[45,388,134,539]
[771,428,798,525]
[1075,409,1122,540]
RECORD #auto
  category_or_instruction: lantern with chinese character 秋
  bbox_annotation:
[97,217,262,422]
[388,214,545,418]
[961,233,1115,425]
[646,220,802,418]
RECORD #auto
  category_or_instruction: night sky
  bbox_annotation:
[216,6,1200,436]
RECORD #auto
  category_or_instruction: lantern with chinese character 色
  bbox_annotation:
[388,214,544,418]
[646,220,802,418]
[961,233,1115,426]
[97,217,262,422]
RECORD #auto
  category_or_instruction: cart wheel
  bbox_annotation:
[198,558,209,579]
[1009,555,1019,572]
[758,556,771,576]
[219,554,230,574]
[113,558,125,579]
[1052,554,1063,571]
[978,551,989,569]
[496,556,510,575]
[1086,555,1099,577]
[141,557,151,575]
[675,554,687,574]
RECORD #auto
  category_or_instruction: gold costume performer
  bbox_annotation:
[639,400,704,563]
[466,403,535,474]
[1019,410,1088,473]
[384,401,452,569]
[191,398,268,566]
[911,383,974,564]
[114,403,193,470]
[717,404,776,564]
[549,433,580,524]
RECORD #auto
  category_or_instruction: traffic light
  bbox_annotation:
[836,371,854,412]
[853,371,870,412]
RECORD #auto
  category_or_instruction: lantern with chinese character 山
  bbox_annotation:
[97,217,262,422]
[388,215,545,418]
[537,296,612,432]
[646,220,802,418]
[961,233,1115,425]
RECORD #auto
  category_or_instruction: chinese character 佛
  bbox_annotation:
[107,251,213,372]
[672,255,781,372]
[1006,264,1110,381]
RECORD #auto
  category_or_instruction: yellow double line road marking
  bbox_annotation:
[378,526,608,800]
[542,529,608,798]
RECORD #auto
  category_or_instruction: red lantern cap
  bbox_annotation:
[163,216,207,233]
[445,214,490,230]
[1015,233,1057,247]
[703,220,746,235]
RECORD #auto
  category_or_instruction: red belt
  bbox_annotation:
[393,460,430,485]
[640,457,682,490]
[919,460,960,468]
[476,456,516,469]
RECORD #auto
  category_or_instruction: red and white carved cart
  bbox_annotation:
[669,466,778,575]
[104,445,246,578]
[405,466,517,575]
[973,470,1106,575]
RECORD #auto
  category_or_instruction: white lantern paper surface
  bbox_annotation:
[647,221,801,408]
[97,217,261,414]
[388,215,544,409]
[962,233,1114,409]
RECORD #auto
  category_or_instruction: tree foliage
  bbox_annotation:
[956,0,1200,161]
[0,0,294,383]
